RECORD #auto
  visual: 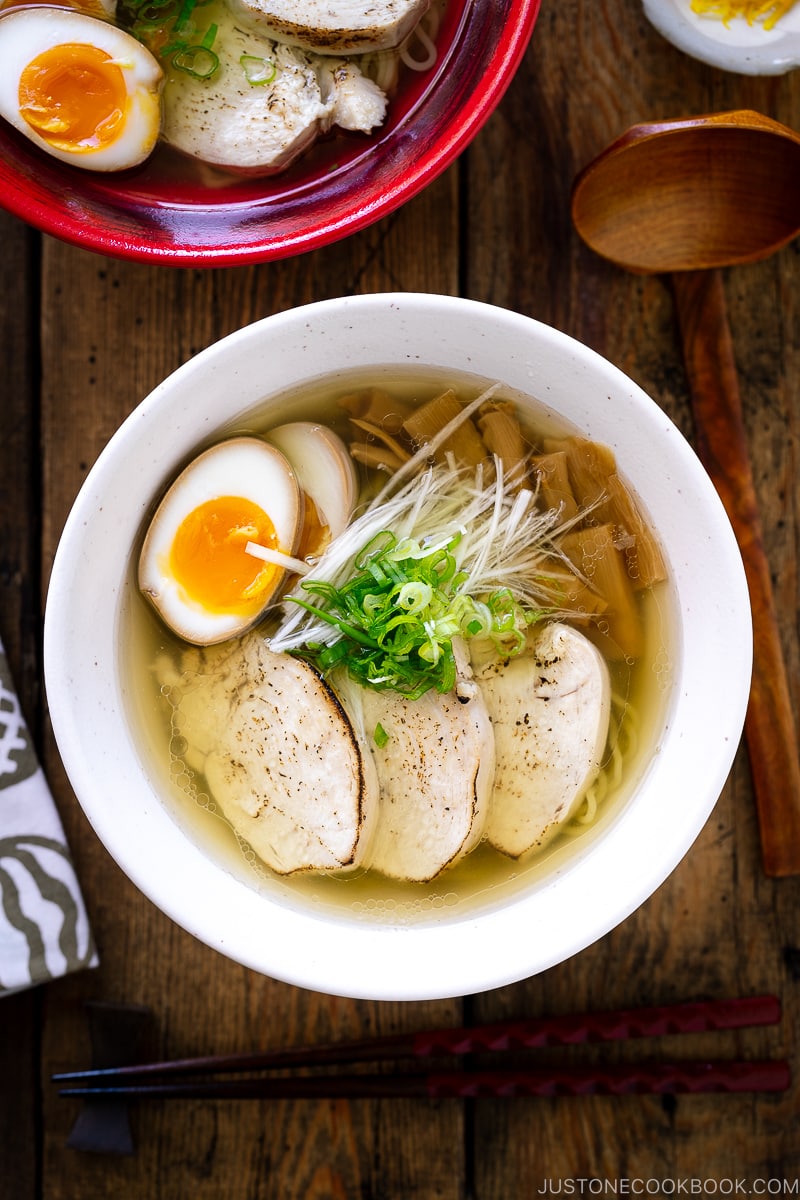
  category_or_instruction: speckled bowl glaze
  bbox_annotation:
[44,294,751,1000]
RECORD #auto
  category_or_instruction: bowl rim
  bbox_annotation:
[44,293,752,999]
[0,0,541,265]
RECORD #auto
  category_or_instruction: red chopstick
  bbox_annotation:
[53,995,783,1094]
[56,1060,790,1100]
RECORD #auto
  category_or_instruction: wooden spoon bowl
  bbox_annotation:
[572,110,800,273]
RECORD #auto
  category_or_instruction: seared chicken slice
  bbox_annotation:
[162,12,385,175]
[228,0,430,54]
[336,643,495,882]
[157,634,378,874]
[475,623,612,857]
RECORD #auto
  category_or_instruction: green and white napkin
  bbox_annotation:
[0,636,97,995]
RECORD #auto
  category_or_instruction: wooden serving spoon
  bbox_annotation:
[571,109,800,877]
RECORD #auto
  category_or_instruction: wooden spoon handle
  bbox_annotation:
[672,269,800,876]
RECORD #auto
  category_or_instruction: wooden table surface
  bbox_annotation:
[2,1,800,1194]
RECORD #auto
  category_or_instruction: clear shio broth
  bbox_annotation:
[120,367,677,926]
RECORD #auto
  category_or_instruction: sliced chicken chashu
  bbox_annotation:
[157,634,378,874]
[229,0,430,54]
[162,13,386,175]
[336,643,495,882]
[475,623,612,858]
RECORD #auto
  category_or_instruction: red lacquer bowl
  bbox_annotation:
[0,1,541,265]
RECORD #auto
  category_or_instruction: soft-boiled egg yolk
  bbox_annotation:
[0,7,162,170]
[169,496,282,615]
[19,42,128,151]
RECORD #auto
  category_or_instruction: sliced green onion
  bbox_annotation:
[172,0,196,34]
[396,581,432,614]
[355,530,395,571]
[287,527,540,699]
[160,37,187,56]
[240,53,277,85]
[288,597,382,652]
[172,40,218,78]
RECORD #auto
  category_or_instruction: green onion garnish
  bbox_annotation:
[172,44,219,77]
[172,0,196,35]
[288,531,537,699]
[240,54,277,85]
[171,24,218,78]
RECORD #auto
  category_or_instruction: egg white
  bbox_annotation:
[0,0,118,17]
[139,437,303,645]
[0,6,162,170]
[267,422,357,548]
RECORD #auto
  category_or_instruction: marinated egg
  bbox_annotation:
[0,7,162,171]
[267,423,357,559]
[139,438,303,645]
[0,0,117,17]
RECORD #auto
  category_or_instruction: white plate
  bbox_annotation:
[643,0,800,73]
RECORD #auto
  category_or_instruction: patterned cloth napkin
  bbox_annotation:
[0,636,97,995]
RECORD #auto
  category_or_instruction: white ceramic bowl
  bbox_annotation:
[44,294,751,1000]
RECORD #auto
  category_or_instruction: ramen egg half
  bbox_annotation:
[267,422,357,560]
[139,438,303,645]
[0,6,162,170]
[0,0,118,18]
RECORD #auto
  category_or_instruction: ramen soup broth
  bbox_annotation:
[121,368,678,925]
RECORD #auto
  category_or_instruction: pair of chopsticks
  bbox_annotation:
[53,995,789,1101]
